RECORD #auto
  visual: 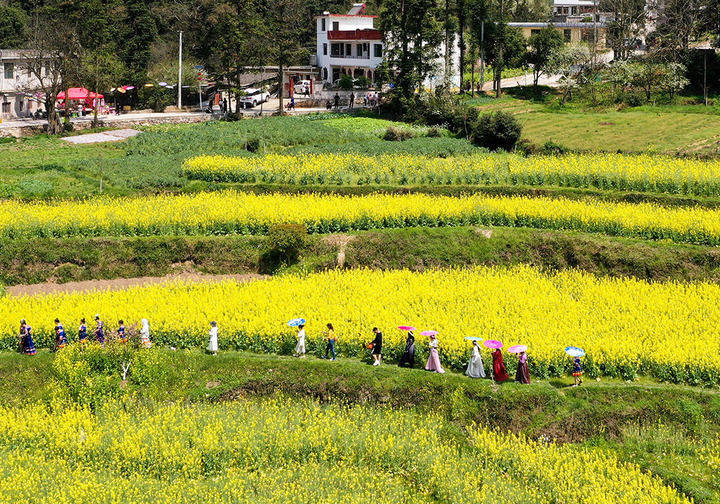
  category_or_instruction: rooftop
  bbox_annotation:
[316,3,377,18]
[508,21,606,28]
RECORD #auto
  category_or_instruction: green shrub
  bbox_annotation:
[246,138,261,153]
[259,223,308,273]
[338,74,354,91]
[383,125,415,141]
[471,111,523,151]
[541,140,569,155]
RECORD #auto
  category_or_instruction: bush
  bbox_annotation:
[471,111,522,151]
[427,127,442,138]
[354,76,371,89]
[246,138,261,153]
[383,125,415,141]
[259,223,308,273]
[338,74,354,91]
[541,140,569,155]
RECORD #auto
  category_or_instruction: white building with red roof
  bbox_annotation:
[315,3,384,84]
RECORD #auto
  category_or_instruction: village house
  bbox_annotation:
[315,3,384,84]
[509,21,608,48]
[0,50,43,120]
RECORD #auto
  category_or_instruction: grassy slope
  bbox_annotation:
[473,91,720,156]
[5,349,719,502]
[0,115,480,200]
[3,226,720,286]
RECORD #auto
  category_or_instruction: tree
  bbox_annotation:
[379,0,444,98]
[119,0,157,83]
[600,0,646,60]
[20,15,83,134]
[0,4,29,48]
[486,23,526,97]
[255,0,307,114]
[456,0,468,92]
[80,48,124,127]
[526,25,564,87]
[547,43,591,103]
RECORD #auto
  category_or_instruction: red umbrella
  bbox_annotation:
[57,87,91,100]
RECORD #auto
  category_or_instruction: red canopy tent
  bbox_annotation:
[57,88,92,100]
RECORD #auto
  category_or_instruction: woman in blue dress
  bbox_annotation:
[54,318,67,350]
[78,318,89,344]
[94,315,105,345]
[117,320,127,343]
[19,320,37,355]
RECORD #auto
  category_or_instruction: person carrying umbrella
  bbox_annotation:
[424,332,445,374]
[294,324,306,358]
[398,330,415,368]
[491,346,510,381]
[207,321,219,356]
[515,349,531,384]
[566,347,585,387]
[466,340,486,378]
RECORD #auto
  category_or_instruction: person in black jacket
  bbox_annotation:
[398,331,415,368]
[370,327,383,366]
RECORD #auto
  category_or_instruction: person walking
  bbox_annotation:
[207,321,218,356]
[425,334,445,373]
[349,92,355,109]
[323,323,337,360]
[515,351,531,384]
[334,92,340,109]
[466,341,486,378]
[294,324,306,358]
[54,318,67,350]
[94,315,105,345]
[370,327,383,366]
[117,320,127,343]
[19,320,37,356]
[398,331,415,368]
[140,319,152,349]
[491,348,510,381]
[572,355,583,386]
[78,318,89,345]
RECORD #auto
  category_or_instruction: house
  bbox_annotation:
[552,0,597,18]
[315,3,384,84]
[508,22,608,48]
[0,50,43,120]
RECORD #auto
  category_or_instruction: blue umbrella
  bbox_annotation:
[287,318,306,327]
[565,346,585,357]
[464,337,483,341]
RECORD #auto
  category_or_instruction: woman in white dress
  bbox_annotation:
[207,321,218,355]
[294,324,306,358]
[140,318,152,349]
[466,341,486,378]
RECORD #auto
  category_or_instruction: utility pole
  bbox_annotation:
[480,21,485,93]
[496,0,503,98]
[177,31,183,109]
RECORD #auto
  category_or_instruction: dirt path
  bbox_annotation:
[7,272,268,297]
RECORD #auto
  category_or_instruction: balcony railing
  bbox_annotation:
[330,54,371,60]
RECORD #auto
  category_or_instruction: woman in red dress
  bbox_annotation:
[492,348,510,381]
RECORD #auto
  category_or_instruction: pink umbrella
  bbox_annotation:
[397,326,416,331]
[508,345,528,354]
[483,340,503,349]
[420,330,438,336]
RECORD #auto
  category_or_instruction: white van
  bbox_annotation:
[238,88,270,108]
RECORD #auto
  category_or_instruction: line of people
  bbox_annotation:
[18,316,153,354]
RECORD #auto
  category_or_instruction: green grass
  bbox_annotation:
[4,226,720,287]
[0,114,480,200]
[471,90,720,156]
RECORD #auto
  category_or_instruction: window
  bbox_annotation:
[332,21,339,30]
[322,68,328,80]
[323,43,327,55]
[4,63,14,80]
[374,44,383,57]
[19,100,23,111]
[331,43,343,56]
[345,43,352,56]
[321,18,326,31]
[563,29,571,42]
[1,102,9,114]
[530,29,542,37]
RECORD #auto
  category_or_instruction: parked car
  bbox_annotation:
[238,88,270,108]
[293,80,311,95]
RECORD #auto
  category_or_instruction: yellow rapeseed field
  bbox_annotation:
[1,190,720,245]
[0,399,693,503]
[183,153,720,196]
[4,266,719,384]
